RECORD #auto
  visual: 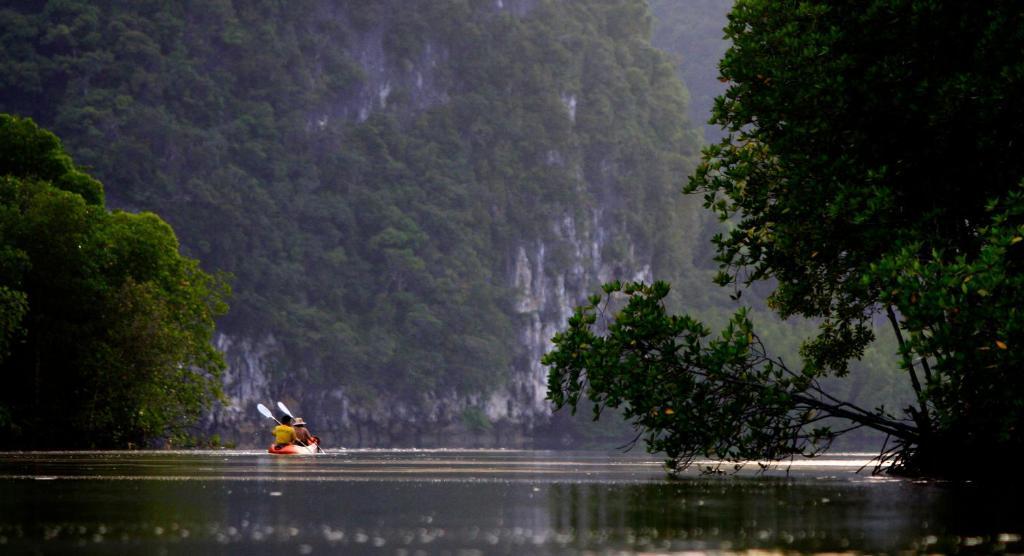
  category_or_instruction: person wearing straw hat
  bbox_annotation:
[293,417,314,446]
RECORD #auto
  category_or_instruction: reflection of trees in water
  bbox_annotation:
[4,453,1024,552]
[547,479,1024,553]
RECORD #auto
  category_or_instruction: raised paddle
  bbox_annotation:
[257,403,281,424]
[274,401,304,446]
[258,402,291,452]
[260,402,317,453]
[277,400,323,453]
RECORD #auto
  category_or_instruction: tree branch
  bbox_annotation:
[791,392,918,441]
[886,304,931,430]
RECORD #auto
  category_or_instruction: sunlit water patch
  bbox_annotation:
[1,450,1021,554]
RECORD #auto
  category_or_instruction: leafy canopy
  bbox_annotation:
[692,0,1024,374]
[547,0,1024,476]
[0,114,229,448]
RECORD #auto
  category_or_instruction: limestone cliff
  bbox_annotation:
[0,0,702,447]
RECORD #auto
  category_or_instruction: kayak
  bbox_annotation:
[268,440,319,455]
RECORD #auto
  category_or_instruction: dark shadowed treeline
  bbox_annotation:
[548,0,1024,477]
[647,0,910,451]
[0,115,228,448]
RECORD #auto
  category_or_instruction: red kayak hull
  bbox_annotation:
[267,441,319,455]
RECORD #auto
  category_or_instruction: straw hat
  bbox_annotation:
[293,417,306,426]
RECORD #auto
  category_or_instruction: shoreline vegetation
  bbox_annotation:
[1,0,903,453]
[0,115,229,449]
[2,1,1022,480]
[546,0,1024,480]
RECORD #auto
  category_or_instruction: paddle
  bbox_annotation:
[258,402,289,452]
[277,400,323,453]
[257,403,281,424]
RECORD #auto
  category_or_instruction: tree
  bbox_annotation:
[1,0,701,441]
[546,0,1024,477]
[0,114,229,448]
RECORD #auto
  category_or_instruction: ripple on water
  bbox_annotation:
[0,450,1021,554]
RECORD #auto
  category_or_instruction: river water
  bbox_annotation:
[0,450,1021,554]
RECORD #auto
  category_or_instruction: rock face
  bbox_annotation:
[0,0,700,448]
[499,212,653,425]
[215,212,658,449]
[202,0,697,448]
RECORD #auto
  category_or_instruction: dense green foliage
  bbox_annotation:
[546,281,911,470]
[869,191,1024,473]
[647,0,909,445]
[0,0,699,422]
[548,0,1024,476]
[0,115,229,448]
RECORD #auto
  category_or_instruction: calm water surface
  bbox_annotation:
[0,449,1021,554]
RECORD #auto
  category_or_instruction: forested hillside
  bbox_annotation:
[1,0,707,444]
[650,0,732,142]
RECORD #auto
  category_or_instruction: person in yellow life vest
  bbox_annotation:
[272,414,295,449]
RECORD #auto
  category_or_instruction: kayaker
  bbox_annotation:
[293,417,314,446]
[273,414,296,449]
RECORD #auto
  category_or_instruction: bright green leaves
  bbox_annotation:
[0,114,102,205]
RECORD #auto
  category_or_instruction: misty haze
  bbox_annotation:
[2,0,1024,554]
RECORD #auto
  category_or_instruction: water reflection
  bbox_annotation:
[0,450,1021,554]
[546,477,1024,554]
[548,481,889,552]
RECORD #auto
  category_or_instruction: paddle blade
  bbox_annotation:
[277,401,293,417]
[256,403,274,419]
